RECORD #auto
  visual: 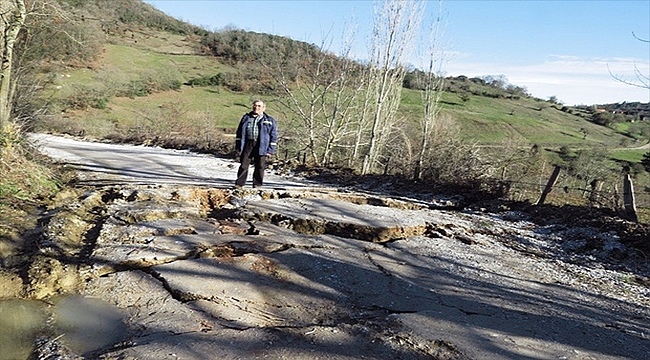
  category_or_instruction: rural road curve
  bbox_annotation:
[20,133,650,360]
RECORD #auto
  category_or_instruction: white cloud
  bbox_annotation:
[445,55,650,105]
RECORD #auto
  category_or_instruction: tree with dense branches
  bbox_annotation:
[362,0,426,175]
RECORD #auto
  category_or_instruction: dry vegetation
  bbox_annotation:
[0,125,62,248]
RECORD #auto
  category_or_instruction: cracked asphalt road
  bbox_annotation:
[22,133,650,359]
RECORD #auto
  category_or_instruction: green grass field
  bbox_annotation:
[46,28,638,151]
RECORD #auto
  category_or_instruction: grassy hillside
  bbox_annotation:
[43,29,641,149]
[35,0,643,152]
[402,89,635,148]
[30,1,633,147]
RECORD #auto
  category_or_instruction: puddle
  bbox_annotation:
[0,296,128,359]
[51,295,128,355]
[0,299,49,360]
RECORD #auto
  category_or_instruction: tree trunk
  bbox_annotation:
[415,2,445,180]
[0,0,26,128]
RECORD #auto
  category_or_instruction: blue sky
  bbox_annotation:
[142,0,650,106]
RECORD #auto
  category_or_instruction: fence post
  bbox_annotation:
[536,166,561,205]
[589,179,603,206]
[383,156,391,175]
[623,174,638,222]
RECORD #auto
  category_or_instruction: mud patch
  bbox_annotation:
[0,299,49,360]
[52,295,128,355]
[0,296,127,359]
[25,256,81,299]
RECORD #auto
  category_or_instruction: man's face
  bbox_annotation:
[252,102,265,116]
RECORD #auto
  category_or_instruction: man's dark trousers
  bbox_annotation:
[236,140,265,187]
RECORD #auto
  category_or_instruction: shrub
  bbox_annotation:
[0,125,60,207]
[186,73,226,87]
[641,152,650,173]
[558,145,572,161]
[419,141,494,188]
[119,79,151,98]
[115,71,183,98]
[65,85,113,109]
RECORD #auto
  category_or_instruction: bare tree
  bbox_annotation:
[348,69,375,168]
[0,0,26,128]
[266,23,368,167]
[269,46,329,164]
[1,0,99,130]
[414,0,446,180]
[609,32,650,90]
[569,147,612,197]
[361,0,426,175]
[319,56,367,166]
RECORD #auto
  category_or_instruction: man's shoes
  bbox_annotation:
[232,184,262,189]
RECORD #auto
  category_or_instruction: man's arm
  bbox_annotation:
[235,115,246,152]
[268,118,278,155]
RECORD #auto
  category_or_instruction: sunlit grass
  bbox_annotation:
[611,149,647,163]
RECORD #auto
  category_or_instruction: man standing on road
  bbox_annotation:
[235,100,278,188]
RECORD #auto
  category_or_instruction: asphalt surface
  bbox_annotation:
[28,133,313,189]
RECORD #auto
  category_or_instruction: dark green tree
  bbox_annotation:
[640,151,650,172]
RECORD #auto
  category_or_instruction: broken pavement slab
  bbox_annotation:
[241,196,438,242]
[68,185,650,359]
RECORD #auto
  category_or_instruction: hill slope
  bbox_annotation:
[38,0,640,150]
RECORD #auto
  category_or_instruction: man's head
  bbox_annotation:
[252,100,266,116]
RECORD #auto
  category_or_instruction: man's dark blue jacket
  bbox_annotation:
[235,112,278,156]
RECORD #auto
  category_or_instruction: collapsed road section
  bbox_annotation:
[13,184,650,360]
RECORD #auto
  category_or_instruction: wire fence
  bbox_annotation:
[504,166,646,222]
[282,149,649,223]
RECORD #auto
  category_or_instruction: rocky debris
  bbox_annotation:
[4,183,648,359]
[31,336,84,360]
[0,269,23,298]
